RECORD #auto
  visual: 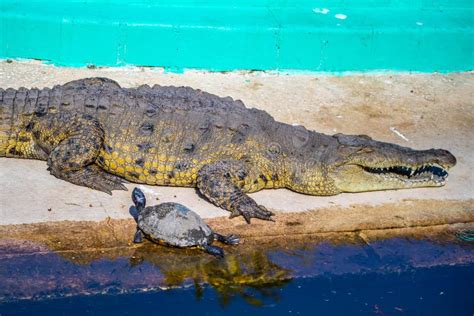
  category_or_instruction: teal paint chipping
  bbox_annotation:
[0,0,473,72]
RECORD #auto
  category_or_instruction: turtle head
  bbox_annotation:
[132,187,146,212]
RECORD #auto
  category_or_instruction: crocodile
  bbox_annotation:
[0,78,456,223]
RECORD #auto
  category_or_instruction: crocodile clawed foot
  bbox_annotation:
[98,170,129,193]
[229,204,275,224]
[54,164,128,195]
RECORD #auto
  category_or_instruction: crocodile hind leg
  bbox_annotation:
[197,161,274,224]
[33,112,127,194]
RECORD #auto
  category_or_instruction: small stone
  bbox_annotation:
[423,94,435,102]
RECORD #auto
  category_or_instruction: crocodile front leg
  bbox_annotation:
[32,112,127,194]
[197,160,274,223]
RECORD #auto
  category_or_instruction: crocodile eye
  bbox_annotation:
[267,143,281,155]
[139,122,155,136]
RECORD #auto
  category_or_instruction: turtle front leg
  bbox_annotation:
[33,112,127,194]
[133,229,144,243]
[197,161,274,224]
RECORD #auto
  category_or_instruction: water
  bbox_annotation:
[0,237,473,315]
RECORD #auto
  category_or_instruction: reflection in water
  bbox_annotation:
[0,229,473,308]
[456,229,474,242]
[130,243,292,306]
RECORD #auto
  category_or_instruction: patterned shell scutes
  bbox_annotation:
[137,202,213,247]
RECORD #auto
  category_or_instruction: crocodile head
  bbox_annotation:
[329,134,456,193]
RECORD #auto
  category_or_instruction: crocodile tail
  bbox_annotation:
[0,86,42,157]
[0,81,99,158]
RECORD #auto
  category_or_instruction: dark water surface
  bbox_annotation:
[0,238,473,315]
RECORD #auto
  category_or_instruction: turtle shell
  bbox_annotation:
[137,202,213,247]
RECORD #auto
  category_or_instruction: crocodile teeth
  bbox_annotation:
[363,163,448,182]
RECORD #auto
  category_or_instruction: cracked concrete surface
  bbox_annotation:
[0,61,473,234]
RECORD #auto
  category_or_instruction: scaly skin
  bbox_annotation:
[0,78,457,223]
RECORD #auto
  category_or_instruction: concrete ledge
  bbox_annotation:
[1,1,473,71]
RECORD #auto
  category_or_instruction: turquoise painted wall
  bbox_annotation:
[0,0,473,72]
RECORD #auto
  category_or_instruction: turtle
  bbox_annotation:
[131,187,240,257]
